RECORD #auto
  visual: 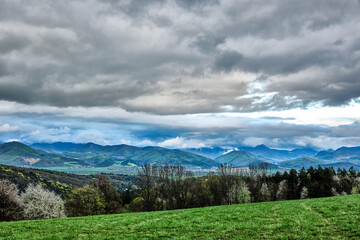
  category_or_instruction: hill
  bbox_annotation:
[240,144,318,161]
[0,142,87,167]
[32,142,217,168]
[127,147,218,168]
[316,146,360,162]
[0,194,359,239]
[0,164,137,194]
[278,157,325,169]
[215,150,273,168]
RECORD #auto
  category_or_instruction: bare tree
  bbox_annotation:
[0,179,23,221]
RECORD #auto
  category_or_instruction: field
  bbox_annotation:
[1,195,359,239]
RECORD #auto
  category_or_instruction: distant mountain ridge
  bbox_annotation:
[0,142,87,167]
[1,141,359,170]
[214,150,277,168]
[31,142,218,168]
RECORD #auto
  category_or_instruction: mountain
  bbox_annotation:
[31,142,84,153]
[240,145,318,162]
[321,162,360,170]
[214,150,277,168]
[278,157,325,169]
[0,142,87,167]
[31,142,218,168]
[126,147,218,167]
[316,146,360,161]
[184,147,230,159]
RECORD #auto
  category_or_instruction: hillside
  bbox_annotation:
[240,145,318,161]
[127,147,218,167]
[215,150,272,168]
[0,164,137,194]
[0,195,359,239]
[278,157,325,169]
[0,142,86,167]
[32,142,218,168]
[316,146,360,162]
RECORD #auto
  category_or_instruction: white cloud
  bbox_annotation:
[158,137,206,149]
[0,123,19,132]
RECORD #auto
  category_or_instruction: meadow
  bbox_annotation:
[0,194,359,239]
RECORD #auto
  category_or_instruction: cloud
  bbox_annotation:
[0,0,358,114]
[158,137,206,149]
[0,123,19,132]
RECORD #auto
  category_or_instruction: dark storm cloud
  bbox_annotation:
[0,0,359,114]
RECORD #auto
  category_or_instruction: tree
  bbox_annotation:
[351,177,360,194]
[237,185,251,204]
[137,164,159,211]
[90,175,122,214]
[276,180,288,201]
[0,179,23,221]
[300,187,309,199]
[65,185,106,217]
[258,183,271,202]
[21,184,66,220]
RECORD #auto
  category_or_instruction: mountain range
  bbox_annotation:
[0,141,359,170]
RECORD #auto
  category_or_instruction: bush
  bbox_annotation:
[65,185,106,217]
[0,179,23,221]
[21,184,66,220]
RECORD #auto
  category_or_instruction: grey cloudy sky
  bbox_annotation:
[0,0,360,149]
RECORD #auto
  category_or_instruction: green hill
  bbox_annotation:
[32,142,217,168]
[128,147,218,168]
[0,195,359,239]
[0,142,86,167]
[0,164,137,193]
[316,146,360,161]
[215,150,274,168]
[279,157,325,169]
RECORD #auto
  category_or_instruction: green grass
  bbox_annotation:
[1,195,359,239]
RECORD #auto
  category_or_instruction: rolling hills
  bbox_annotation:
[31,142,218,168]
[2,141,360,171]
[0,194,359,239]
[0,142,87,167]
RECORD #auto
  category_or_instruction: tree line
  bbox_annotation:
[1,164,360,222]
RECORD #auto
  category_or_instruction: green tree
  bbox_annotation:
[65,185,106,217]
[90,175,122,214]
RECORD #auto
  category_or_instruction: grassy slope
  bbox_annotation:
[1,195,359,239]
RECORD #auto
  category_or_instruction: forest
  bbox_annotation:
[1,164,360,222]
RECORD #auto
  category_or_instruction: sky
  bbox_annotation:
[0,0,360,150]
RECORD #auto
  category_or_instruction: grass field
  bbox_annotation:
[1,195,359,239]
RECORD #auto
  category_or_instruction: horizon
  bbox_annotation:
[0,1,360,150]
[1,140,355,152]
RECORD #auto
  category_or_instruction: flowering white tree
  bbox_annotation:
[21,184,66,220]
[300,187,309,199]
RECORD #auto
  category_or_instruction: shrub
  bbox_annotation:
[21,184,66,220]
[0,179,23,221]
[65,185,106,217]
